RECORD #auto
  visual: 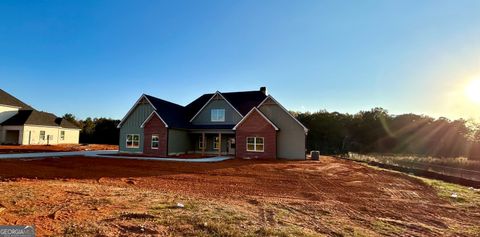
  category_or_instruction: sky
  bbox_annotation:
[1,0,479,121]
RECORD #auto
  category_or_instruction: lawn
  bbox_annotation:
[0,156,478,236]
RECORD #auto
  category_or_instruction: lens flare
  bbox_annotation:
[466,79,480,104]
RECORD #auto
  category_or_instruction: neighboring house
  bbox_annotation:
[118,87,308,160]
[0,89,80,145]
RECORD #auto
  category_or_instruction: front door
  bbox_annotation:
[227,138,236,155]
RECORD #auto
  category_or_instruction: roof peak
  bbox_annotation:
[143,94,185,108]
[0,88,34,109]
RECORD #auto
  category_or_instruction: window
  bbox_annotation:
[246,137,264,152]
[60,131,65,140]
[213,136,220,150]
[151,135,159,149]
[39,131,46,141]
[126,134,140,148]
[211,109,225,122]
[198,136,204,149]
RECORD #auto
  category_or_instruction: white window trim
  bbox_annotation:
[39,131,46,141]
[60,131,65,141]
[213,136,220,150]
[126,134,140,149]
[151,135,159,149]
[246,137,264,152]
[211,109,226,122]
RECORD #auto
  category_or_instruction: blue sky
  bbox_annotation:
[1,0,479,120]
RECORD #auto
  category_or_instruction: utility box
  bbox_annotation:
[310,151,320,160]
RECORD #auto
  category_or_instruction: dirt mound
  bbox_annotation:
[0,144,118,154]
[0,156,478,236]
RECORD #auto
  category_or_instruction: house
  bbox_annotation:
[0,89,80,145]
[118,87,308,160]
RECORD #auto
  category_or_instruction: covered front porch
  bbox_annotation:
[188,129,236,156]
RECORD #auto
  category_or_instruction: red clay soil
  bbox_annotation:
[0,144,118,154]
[112,153,216,158]
[0,156,478,236]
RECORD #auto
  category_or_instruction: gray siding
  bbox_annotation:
[259,99,306,160]
[119,102,154,152]
[168,129,190,155]
[191,98,242,125]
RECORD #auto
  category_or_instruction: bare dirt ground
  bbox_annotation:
[0,156,479,236]
[112,153,216,158]
[0,144,118,154]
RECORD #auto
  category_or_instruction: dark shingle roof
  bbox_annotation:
[185,94,212,120]
[185,90,267,118]
[55,118,81,129]
[0,89,33,109]
[221,91,267,116]
[2,110,80,129]
[144,95,189,129]
[189,124,235,130]
[2,110,58,127]
[0,89,80,129]
[143,90,267,129]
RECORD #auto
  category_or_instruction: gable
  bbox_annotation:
[190,93,243,125]
[258,96,308,133]
[233,108,278,131]
[118,97,155,129]
[261,97,277,106]
[140,111,168,128]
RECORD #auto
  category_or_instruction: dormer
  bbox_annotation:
[190,92,243,125]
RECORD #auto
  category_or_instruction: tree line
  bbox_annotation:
[63,108,480,160]
[295,108,480,159]
[63,114,120,145]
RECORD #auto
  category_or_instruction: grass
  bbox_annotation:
[357,160,480,209]
[420,178,480,208]
[371,220,403,235]
[420,178,480,236]
[347,153,480,170]
[147,199,321,237]
[63,223,102,237]
[345,153,480,181]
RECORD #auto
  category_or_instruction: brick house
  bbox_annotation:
[117,87,308,160]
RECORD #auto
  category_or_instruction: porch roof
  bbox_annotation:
[190,124,234,130]
[188,129,235,134]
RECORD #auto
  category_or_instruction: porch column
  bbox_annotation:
[218,133,222,156]
[202,132,205,156]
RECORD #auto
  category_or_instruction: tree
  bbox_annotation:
[61,114,119,145]
[295,108,479,159]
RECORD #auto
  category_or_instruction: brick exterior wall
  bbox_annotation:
[235,110,277,159]
[143,115,168,156]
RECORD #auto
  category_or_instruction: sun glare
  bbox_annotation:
[466,79,480,104]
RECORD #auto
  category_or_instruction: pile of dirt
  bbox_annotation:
[0,144,118,154]
[112,153,215,159]
[0,156,478,236]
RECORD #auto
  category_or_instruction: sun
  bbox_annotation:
[466,79,480,104]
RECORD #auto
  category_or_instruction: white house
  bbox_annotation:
[0,89,80,145]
